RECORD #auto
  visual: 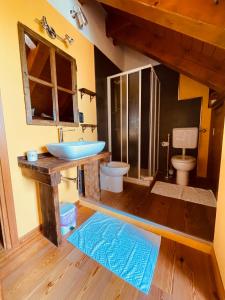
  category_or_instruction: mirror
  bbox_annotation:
[18,23,78,126]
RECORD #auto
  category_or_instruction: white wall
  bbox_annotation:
[48,0,124,69]
[123,46,159,71]
[47,0,158,71]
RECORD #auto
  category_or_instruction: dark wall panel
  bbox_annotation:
[154,65,201,174]
[141,68,151,169]
[94,47,121,151]
[111,77,121,161]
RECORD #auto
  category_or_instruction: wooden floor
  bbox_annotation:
[0,205,219,300]
[101,182,216,241]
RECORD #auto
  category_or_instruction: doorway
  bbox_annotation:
[208,101,225,195]
[0,91,18,250]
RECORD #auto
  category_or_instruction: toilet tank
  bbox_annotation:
[172,127,198,149]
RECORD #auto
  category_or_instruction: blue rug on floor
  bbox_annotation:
[67,212,161,294]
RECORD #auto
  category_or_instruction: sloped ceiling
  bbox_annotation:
[96,0,225,93]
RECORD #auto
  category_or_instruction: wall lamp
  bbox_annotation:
[35,16,74,46]
[70,5,88,29]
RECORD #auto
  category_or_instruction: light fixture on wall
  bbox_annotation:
[70,5,88,29]
[35,16,74,46]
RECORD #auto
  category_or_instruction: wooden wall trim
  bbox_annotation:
[19,225,42,245]
[211,247,225,300]
[0,92,19,249]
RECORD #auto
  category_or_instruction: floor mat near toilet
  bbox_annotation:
[151,181,217,207]
[67,212,161,294]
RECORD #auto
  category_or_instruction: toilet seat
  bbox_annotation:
[105,161,129,168]
[171,155,196,163]
[101,161,130,177]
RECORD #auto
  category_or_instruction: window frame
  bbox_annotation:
[18,23,79,127]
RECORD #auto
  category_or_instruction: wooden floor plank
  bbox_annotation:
[31,260,89,300]
[97,272,126,300]
[172,243,218,300]
[72,265,113,299]
[101,182,216,241]
[0,234,49,280]
[1,205,219,300]
[2,241,72,299]
[119,282,139,300]
[152,238,176,294]
[136,285,172,300]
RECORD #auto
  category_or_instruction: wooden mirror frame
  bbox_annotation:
[18,23,79,127]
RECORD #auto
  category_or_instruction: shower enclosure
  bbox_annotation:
[107,65,160,185]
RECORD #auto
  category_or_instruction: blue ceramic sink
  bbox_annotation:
[46,141,105,160]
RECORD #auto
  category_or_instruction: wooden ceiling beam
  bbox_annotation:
[105,14,131,38]
[98,0,225,50]
[106,15,225,92]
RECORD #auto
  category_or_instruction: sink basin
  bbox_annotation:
[46,141,106,160]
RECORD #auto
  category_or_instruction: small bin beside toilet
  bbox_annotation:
[59,203,77,235]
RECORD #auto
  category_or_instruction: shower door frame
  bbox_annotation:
[107,64,160,185]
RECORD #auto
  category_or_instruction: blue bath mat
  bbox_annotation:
[67,212,161,294]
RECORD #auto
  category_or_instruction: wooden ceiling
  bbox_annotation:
[96,0,225,92]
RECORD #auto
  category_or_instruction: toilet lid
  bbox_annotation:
[172,155,196,162]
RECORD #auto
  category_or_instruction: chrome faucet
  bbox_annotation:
[59,128,63,143]
[58,127,76,143]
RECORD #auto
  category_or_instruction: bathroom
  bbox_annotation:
[1,0,225,298]
[95,47,224,243]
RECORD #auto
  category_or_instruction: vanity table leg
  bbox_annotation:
[38,182,62,246]
[84,161,100,201]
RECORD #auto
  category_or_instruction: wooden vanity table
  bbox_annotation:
[18,151,110,246]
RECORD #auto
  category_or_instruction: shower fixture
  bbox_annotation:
[161,133,170,179]
[35,16,74,46]
[107,65,161,184]
[70,5,88,29]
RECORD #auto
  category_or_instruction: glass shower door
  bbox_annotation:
[111,77,121,162]
[128,71,140,178]
[108,65,160,183]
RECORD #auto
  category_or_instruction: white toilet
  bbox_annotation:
[171,127,198,186]
[100,161,130,193]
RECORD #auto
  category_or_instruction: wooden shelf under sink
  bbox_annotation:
[18,151,110,246]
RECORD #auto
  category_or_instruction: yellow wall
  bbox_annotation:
[214,118,225,286]
[178,75,211,177]
[0,0,97,237]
